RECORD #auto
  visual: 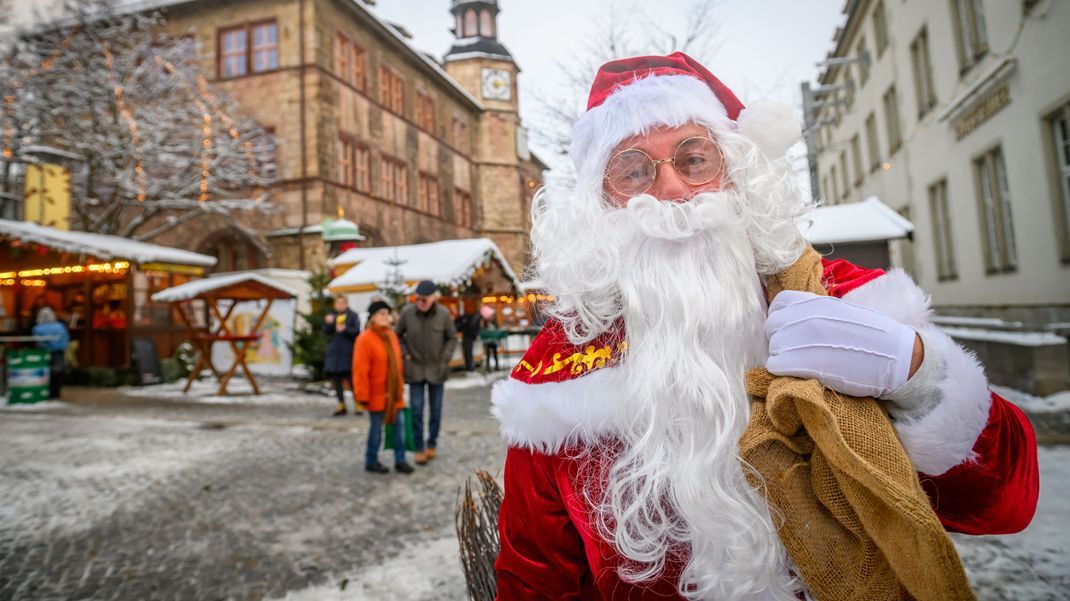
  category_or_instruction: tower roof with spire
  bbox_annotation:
[444,0,514,63]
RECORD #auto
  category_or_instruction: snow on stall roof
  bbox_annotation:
[151,272,297,302]
[939,325,1068,347]
[327,238,518,291]
[0,219,216,267]
[801,197,914,245]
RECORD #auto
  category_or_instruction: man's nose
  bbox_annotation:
[648,161,693,201]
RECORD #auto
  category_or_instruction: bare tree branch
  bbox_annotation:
[530,0,728,171]
[0,0,277,238]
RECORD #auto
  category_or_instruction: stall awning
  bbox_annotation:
[801,197,914,245]
[0,218,216,268]
[327,238,519,293]
[151,272,297,302]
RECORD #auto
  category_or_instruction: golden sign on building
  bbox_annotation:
[23,162,72,230]
[953,84,1012,140]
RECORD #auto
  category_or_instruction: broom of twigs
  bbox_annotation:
[455,470,503,601]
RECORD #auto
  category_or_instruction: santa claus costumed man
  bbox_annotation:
[491,53,1039,600]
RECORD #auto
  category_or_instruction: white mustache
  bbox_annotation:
[623,192,744,241]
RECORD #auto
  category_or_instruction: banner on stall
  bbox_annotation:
[210,298,296,376]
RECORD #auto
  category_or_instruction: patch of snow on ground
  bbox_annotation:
[119,379,325,405]
[992,385,1070,414]
[446,371,508,390]
[952,445,1070,599]
[0,399,69,410]
[274,534,464,601]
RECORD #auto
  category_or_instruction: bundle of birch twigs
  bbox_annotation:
[455,470,503,601]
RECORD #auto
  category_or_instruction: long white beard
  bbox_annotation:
[597,194,800,600]
[530,126,812,600]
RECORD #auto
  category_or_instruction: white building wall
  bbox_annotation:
[813,0,1070,318]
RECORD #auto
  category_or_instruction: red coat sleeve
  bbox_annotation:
[495,447,591,600]
[922,392,1040,535]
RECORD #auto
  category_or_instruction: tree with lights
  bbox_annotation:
[0,0,277,240]
[377,251,409,312]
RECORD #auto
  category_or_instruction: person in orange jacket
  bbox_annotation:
[352,300,413,474]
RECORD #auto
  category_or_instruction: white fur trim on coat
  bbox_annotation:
[570,75,732,191]
[842,269,993,475]
[491,367,622,454]
[493,270,993,472]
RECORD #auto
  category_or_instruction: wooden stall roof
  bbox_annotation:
[0,218,216,267]
[802,197,915,245]
[151,272,297,302]
[326,238,519,294]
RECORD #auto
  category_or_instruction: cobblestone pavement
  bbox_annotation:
[1,379,1067,601]
[0,377,505,601]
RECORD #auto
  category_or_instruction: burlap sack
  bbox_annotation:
[739,247,975,601]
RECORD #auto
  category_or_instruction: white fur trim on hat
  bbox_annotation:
[570,74,732,191]
[737,99,802,159]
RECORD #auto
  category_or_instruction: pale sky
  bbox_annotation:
[6,0,847,179]
[370,0,846,172]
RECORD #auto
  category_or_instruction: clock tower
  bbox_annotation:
[443,1,536,271]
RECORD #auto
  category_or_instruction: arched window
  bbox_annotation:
[455,13,463,37]
[479,10,495,38]
[198,228,265,272]
[464,9,477,37]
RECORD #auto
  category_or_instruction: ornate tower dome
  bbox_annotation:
[444,0,513,62]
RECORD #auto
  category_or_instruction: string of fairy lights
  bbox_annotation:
[1,25,269,205]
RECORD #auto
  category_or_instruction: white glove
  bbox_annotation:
[765,290,918,399]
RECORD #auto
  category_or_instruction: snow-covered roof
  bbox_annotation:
[801,197,914,245]
[0,218,216,267]
[151,272,296,302]
[327,238,518,292]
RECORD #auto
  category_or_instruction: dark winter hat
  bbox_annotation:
[367,300,392,316]
[413,280,437,296]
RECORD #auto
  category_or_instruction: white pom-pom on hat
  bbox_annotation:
[736,99,802,159]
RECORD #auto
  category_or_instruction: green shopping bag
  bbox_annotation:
[384,407,415,451]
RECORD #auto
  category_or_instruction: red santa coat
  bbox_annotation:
[492,260,1040,600]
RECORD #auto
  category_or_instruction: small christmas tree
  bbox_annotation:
[377,251,409,311]
[291,269,332,381]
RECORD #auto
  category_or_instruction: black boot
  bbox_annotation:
[395,462,414,474]
[365,462,389,474]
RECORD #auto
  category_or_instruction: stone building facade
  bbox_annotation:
[145,0,543,273]
[807,0,1070,324]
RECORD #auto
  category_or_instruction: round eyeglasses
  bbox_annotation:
[604,136,726,197]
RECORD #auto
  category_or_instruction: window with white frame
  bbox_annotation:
[910,27,937,117]
[974,146,1017,273]
[856,36,870,86]
[1047,103,1070,262]
[928,179,957,280]
[873,1,889,57]
[951,0,988,72]
[850,134,864,185]
[839,151,850,201]
[865,112,881,171]
[882,86,903,155]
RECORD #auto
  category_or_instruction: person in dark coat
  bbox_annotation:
[396,280,457,465]
[323,295,361,416]
[455,309,482,372]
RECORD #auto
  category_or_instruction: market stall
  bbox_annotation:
[802,196,915,269]
[326,238,520,315]
[151,273,297,395]
[0,218,216,368]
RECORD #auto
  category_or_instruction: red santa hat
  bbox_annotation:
[570,52,801,188]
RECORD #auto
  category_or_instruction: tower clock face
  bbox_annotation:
[481,68,512,101]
